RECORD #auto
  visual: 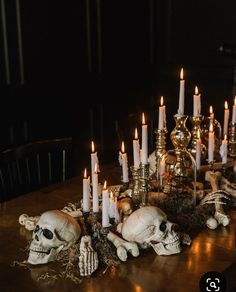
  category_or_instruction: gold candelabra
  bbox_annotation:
[188,116,206,162]
[228,122,236,157]
[155,128,167,183]
[130,166,141,207]
[139,163,149,207]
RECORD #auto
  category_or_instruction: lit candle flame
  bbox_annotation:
[197,129,200,139]
[160,96,164,106]
[209,123,213,132]
[142,113,146,125]
[180,68,184,80]
[225,101,228,110]
[224,134,227,140]
[195,86,198,95]
[94,163,98,173]
[134,128,138,140]
[91,141,95,153]
[121,141,125,153]
[103,180,107,190]
[209,105,213,115]
[84,168,87,178]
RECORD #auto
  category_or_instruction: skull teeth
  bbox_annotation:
[30,249,50,255]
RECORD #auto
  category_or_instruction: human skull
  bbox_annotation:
[28,210,81,265]
[120,206,181,255]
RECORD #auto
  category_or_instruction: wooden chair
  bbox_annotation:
[0,137,73,202]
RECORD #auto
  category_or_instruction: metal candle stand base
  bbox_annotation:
[139,163,149,207]
[100,226,110,239]
[130,166,141,207]
[229,122,236,157]
[91,212,100,239]
[154,128,167,184]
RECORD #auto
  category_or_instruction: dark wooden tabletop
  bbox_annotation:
[0,164,236,292]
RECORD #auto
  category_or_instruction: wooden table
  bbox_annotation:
[0,165,236,292]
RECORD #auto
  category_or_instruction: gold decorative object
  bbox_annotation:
[154,128,167,182]
[228,122,236,158]
[188,116,206,161]
[139,163,149,207]
[130,166,141,207]
[161,114,197,206]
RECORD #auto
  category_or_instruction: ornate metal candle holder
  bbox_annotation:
[91,212,100,239]
[188,116,206,161]
[139,163,149,207]
[100,226,110,239]
[154,128,167,182]
[228,122,236,157]
[130,166,141,207]
[162,114,196,191]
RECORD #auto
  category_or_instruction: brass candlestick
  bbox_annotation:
[130,166,141,207]
[228,122,236,157]
[139,163,149,207]
[155,128,167,182]
[188,116,206,161]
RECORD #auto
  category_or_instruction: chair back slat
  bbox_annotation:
[0,137,73,202]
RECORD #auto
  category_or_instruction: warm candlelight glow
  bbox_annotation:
[160,96,164,106]
[209,123,214,132]
[234,96,236,105]
[91,141,95,153]
[225,101,228,110]
[134,128,138,140]
[103,180,107,190]
[197,129,200,139]
[195,86,198,95]
[180,68,184,80]
[224,134,227,140]
[209,105,213,114]
[121,141,125,153]
[110,191,114,200]
[94,163,98,173]
[142,113,146,125]
[84,168,87,179]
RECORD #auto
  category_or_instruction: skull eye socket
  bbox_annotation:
[43,229,53,239]
[34,225,39,233]
[160,222,167,232]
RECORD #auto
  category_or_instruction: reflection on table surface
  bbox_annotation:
[0,168,236,292]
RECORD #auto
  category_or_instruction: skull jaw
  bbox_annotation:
[150,241,181,256]
[28,245,64,265]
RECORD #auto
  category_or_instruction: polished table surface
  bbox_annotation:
[1,164,236,292]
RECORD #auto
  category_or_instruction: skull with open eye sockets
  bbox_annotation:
[120,206,181,255]
[28,210,81,265]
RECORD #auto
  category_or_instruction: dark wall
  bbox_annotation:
[0,0,236,168]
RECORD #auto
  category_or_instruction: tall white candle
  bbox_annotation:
[133,128,140,168]
[196,130,201,170]
[119,141,129,183]
[232,96,236,124]
[102,181,110,228]
[91,141,99,184]
[209,105,214,120]
[141,113,148,164]
[82,168,90,212]
[158,96,165,130]
[223,101,230,137]
[178,68,185,116]
[92,163,99,213]
[220,135,228,164]
[208,123,215,163]
[193,86,201,117]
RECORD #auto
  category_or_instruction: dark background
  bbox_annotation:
[0,0,236,173]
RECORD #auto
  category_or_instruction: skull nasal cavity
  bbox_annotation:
[35,234,39,241]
